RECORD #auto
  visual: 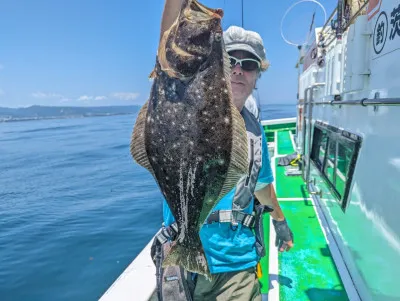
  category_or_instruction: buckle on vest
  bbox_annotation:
[230,219,239,231]
[204,210,256,229]
[207,211,220,224]
[155,222,179,244]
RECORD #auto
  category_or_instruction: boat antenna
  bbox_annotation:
[280,0,327,47]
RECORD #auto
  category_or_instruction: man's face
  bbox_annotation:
[229,50,260,111]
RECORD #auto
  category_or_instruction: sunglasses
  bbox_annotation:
[229,56,261,71]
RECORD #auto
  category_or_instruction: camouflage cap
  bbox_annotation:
[223,26,269,71]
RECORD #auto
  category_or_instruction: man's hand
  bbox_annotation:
[255,184,294,251]
[272,219,294,252]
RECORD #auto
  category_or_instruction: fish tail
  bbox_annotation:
[162,243,213,281]
[149,68,157,79]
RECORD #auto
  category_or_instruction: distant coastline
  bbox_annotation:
[0,103,296,123]
[0,105,141,123]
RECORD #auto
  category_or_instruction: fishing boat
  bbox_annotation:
[99,0,400,300]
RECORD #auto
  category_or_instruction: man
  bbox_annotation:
[245,94,260,121]
[160,1,294,300]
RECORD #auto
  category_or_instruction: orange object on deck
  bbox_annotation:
[256,262,262,278]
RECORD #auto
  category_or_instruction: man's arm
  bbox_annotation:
[160,0,182,41]
[255,183,284,221]
[255,183,294,252]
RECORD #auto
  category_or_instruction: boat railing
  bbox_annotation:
[99,237,157,301]
[343,1,369,32]
[260,117,297,126]
[313,98,400,106]
[321,6,337,33]
[320,0,369,48]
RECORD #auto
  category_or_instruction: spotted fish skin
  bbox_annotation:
[130,0,248,279]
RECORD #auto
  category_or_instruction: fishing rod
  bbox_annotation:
[241,0,244,28]
[306,11,316,44]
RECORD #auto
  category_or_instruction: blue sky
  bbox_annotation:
[0,0,335,108]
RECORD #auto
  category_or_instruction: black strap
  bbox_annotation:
[151,223,179,265]
[155,243,163,301]
[254,204,274,257]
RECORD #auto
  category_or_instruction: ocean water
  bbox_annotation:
[0,104,296,301]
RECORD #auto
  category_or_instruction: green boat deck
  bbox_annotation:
[259,122,350,300]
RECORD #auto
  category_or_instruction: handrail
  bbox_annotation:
[313,98,400,106]
[320,1,369,48]
[303,83,325,184]
[321,7,337,33]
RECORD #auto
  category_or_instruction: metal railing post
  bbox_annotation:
[302,83,325,184]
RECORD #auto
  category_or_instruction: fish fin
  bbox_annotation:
[216,51,249,199]
[223,48,232,88]
[130,101,154,175]
[162,243,213,281]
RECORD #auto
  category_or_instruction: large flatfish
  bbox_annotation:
[130,0,248,279]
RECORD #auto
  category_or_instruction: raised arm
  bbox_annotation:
[160,0,183,41]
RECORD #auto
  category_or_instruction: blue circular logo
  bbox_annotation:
[373,11,388,54]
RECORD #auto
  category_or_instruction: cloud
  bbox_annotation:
[110,92,140,101]
[60,98,73,103]
[29,91,139,105]
[32,92,63,99]
[77,95,92,101]
[77,95,107,101]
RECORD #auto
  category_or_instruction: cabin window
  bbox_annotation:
[310,126,328,169]
[335,142,355,197]
[323,139,336,186]
[310,122,362,211]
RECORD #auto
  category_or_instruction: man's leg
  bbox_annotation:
[193,267,261,301]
